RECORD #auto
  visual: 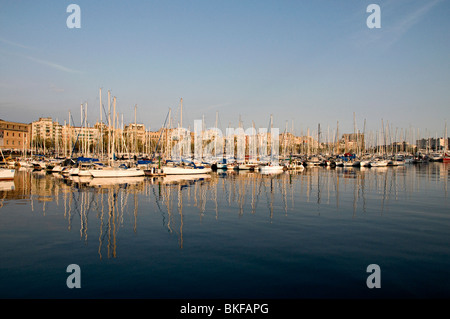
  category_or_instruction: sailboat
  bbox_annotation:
[86,94,145,178]
[369,157,389,167]
[444,153,450,163]
[0,168,15,181]
[161,98,212,175]
[0,149,15,181]
[444,123,450,163]
[163,160,212,175]
[258,115,284,174]
[89,165,145,178]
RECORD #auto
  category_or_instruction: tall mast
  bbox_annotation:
[353,112,357,155]
[335,121,339,155]
[85,102,88,157]
[134,104,137,156]
[64,120,67,158]
[80,103,83,156]
[112,96,116,165]
[363,118,366,155]
[107,90,111,164]
[215,111,218,159]
[68,110,71,158]
[445,121,448,152]
[318,123,321,154]
[99,88,103,160]
[180,98,183,128]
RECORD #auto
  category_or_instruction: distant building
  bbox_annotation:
[416,137,449,151]
[0,119,32,151]
[341,133,365,152]
[31,117,60,144]
[124,123,146,151]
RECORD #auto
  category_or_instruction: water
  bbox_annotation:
[1,163,449,299]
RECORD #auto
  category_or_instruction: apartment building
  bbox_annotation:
[0,119,32,151]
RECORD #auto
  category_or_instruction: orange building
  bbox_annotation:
[0,119,32,151]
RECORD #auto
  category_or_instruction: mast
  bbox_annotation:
[107,90,111,165]
[99,88,103,160]
[335,121,339,155]
[353,112,357,155]
[307,127,310,156]
[111,96,116,165]
[215,111,218,160]
[445,121,448,153]
[85,102,88,157]
[80,103,83,156]
[363,118,366,156]
[68,111,71,158]
[134,104,137,156]
[318,123,321,155]
[180,98,183,129]
[64,120,67,158]
[381,119,385,156]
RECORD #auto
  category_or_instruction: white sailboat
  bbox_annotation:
[258,115,284,174]
[89,166,145,178]
[369,158,389,167]
[0,168,15,181]
[163,165,212,175]
[162,98,212,176]
[0,149,16,181]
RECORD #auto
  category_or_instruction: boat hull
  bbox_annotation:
[89,168,145,178]
[259,165,284,174]
[163,166,212,175]
[0,168,15,181]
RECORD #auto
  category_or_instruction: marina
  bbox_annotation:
[0,162,449,298]
[1,1,450,307]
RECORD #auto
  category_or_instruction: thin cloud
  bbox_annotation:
[23,55,82,74]
[351,0,443,50]
[49,83,65,93]
[0,37,35,50]
[0,37,82,74]
[386,0,443,47]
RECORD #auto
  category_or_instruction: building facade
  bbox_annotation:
[0,119,32,151]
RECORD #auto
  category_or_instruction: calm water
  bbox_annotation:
[1,163,449,299]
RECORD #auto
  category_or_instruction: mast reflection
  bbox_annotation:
[2,163,448,257]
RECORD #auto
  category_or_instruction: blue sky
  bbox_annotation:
[1,0,449,140]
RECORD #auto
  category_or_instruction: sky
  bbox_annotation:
[1,0,449,141]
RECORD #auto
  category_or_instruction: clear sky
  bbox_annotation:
[1,0,449,141]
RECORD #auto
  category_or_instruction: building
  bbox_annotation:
[124,123,146,152]
[416,137,449,151]
[341,133,365,152]
[0,119,32,151]
[31,117,63,147]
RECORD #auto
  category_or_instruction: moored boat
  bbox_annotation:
[90,166,145,178]
[163,164,212,175]
[259,163,284,174]
[0,168,15,181]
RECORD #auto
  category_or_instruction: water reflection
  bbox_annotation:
[1,163,449,258]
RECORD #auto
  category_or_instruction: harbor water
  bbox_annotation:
[1,163,449,299]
